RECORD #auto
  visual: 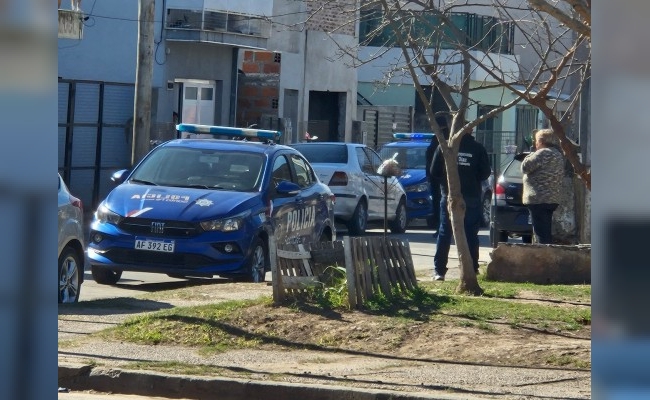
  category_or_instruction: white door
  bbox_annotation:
[355,146,386,220]
[180,80,215,138]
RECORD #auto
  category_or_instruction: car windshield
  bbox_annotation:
[379,146,427,169]
[130,147,265,192]
[291,144,348,164]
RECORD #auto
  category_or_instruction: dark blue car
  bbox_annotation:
[88,124,336,284]
[380,133,494,229]
[379,134,436,228]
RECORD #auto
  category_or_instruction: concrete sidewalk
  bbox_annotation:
[59,362,489,400]
[60,230,589,400]
[59,358,590,400]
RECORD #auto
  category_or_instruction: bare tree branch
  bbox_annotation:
[528,0,590,38]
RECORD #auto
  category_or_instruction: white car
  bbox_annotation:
[58,173,85,303]
[290,142,407,235]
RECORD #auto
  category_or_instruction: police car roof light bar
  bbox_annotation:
[393,132,435,141]
[176,124,282,140]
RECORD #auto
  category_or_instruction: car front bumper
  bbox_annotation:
[87,221,255,276]
[405,192,434,220]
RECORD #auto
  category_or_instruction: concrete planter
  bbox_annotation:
[486,243,591,284]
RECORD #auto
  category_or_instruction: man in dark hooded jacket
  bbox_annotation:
[425,134,441,233]
[425,124,450,234]
[429,132,491,281]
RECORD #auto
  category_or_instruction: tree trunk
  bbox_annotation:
[443,151,484,296]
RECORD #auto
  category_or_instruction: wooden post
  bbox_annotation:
[372,237,393,297]
[269,236,283,305]
[132,0,155,166]
[343,236,357,309]
[400,239,418,287]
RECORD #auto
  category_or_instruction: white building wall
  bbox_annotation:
[269,0,358,142]
[58,0,165,87]
[304,31,358,141]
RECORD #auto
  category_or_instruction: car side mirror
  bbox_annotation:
[111,169,130,184]
[275,180,301,197]
[514,153,528,161]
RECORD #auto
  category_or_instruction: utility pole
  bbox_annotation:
[131,0,155,166]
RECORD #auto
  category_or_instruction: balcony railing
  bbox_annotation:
[359,10,515,55]
[166,8,271,39]
[475,130,517,155]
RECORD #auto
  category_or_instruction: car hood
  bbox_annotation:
[103,183,259,221]
[398,169,426,187]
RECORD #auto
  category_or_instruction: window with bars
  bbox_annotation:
[359,9,514,55]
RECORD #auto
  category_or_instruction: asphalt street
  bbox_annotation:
[78,226,510,301]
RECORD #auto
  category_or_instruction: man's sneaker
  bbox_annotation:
[433,273,445,281]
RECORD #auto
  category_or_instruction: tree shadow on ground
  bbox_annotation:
[58,297,174,316]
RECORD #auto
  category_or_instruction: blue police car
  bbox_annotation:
[380,133,494,229]
[87,124,336,284]
[379,133,436,228]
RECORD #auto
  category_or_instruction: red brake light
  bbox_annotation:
[494,183,506,201]
[328,172,348,186]
[70,195,83,211]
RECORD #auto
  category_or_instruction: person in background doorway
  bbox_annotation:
[521,128,565,244]
[430,130,491,281]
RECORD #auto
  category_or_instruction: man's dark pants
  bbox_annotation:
[434,196,482,277]
[527,203,558,244]
[429,179,441,229]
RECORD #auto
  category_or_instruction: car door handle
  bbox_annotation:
[295,197,304,204]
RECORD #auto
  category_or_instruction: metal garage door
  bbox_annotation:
[58,79,134,213]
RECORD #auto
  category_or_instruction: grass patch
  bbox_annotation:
[546,354,591,369]
[96,297,273,349]
[422,277,591,304]
[94,281,590,354]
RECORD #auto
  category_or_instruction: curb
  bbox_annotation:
[58,362,485,400]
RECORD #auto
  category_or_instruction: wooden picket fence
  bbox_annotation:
[269,235,417,308]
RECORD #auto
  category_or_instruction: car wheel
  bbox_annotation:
[239,238,267,283]
[390,199,407,233]
[347,200,367,236]
[521,234,533,244]
[91,265,122,285]
[481,193,491,228]
[58,246,82,303]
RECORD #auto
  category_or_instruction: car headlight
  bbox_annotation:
[95,204,123,225]
[201,211,250,232]
[406,183,429,193]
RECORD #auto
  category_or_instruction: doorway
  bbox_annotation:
[178,79,218,138]
[308,91,344,142]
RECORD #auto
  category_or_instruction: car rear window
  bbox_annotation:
[503,158,523,179]
[379,146,427,169]
[292,144,348,164]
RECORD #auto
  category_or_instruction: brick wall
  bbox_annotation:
[305,0,357,36]
[237,50,281,129]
